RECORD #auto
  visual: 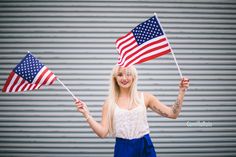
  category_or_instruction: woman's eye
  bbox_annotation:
[126,71,131,76]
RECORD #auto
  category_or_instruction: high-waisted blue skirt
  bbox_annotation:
[114,134,156,157]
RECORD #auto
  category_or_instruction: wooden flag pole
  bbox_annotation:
[57,78,77,100]
[154,13,183,78]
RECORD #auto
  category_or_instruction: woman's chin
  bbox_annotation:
[119,84,131,89]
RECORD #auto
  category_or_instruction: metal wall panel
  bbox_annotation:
[0,0,236,156]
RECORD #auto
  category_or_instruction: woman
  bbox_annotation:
[75,65,189,157]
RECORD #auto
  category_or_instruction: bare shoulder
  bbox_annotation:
[142,92,162,108]
[102,98,109,111]
[143,92,154,100]
[139,92,154,108]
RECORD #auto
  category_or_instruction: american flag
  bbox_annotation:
[2,52,57,93]
[116,16,172,67]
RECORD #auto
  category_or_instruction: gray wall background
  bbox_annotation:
[0,0,236,157]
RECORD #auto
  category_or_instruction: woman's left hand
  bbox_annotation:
[179,77,190,91]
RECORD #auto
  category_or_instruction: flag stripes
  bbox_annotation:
[116,16,172,67]
[2,62,56,93]
[117,35,171,67]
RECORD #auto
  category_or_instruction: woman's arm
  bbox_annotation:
[75,99,109,138]
[145,77,189,119]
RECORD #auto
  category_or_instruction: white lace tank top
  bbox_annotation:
[113,93,150,139]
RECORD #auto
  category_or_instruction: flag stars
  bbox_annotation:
[132,16,164,45]
[13,53,44,83]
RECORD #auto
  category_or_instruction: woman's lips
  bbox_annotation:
[121,81,128,85]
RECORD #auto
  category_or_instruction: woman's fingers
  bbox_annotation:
[74,99,84,111]
[75,99,83,105]
[74,98,90,118]
[180,77,190,89]
[77,103,84,108]
[182,77,189,82]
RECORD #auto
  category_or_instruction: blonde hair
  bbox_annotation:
[107,65,141,135]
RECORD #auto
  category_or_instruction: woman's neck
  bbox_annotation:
[119,88,130,98]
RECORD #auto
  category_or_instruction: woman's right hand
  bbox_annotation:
[74,98,90,117]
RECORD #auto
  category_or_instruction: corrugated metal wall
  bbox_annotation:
[0,0,236,156]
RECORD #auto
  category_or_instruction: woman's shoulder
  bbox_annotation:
[102,97,110,109]
[140,91,160,105]
[138,91,153,99]
[138,91,154,105]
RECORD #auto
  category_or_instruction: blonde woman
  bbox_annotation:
[75,65,189,157]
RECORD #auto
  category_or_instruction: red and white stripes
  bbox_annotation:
[116,32,171,67]
[2,66,56,93]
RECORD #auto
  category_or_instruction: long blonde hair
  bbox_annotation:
[107,65,141,135]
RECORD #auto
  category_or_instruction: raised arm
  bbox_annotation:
[75,99,109,138]
[145,77,189,119]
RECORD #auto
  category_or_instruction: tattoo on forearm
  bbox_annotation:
[153,106,169,117]
[172,99,181,114]
[152,99,182,118]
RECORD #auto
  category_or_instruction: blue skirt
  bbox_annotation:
[114,134,156,157]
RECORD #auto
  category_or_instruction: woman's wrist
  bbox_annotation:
[179,87,186,93]
[83,113,91,121]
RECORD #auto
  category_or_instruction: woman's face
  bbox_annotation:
[115,67,133,89]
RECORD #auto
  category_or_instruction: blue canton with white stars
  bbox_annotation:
[13,53,44,83]
[132,16,164,46]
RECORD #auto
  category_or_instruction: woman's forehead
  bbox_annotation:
[117,67,131,73]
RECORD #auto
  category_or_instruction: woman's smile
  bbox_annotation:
[120,80,129,86]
